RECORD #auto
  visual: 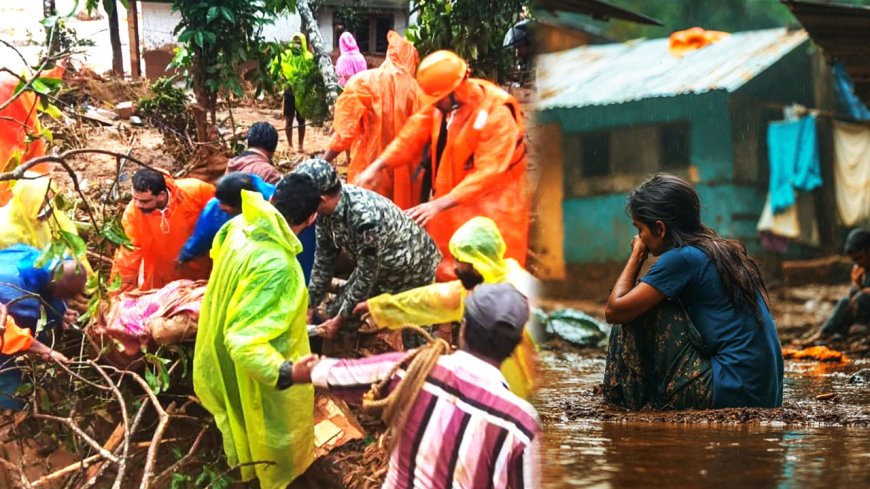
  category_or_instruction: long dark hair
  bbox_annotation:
[628,174,769,320]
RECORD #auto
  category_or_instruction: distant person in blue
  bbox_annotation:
[177,172,316,284]
[0,245,86,410]
[603,174,783,410]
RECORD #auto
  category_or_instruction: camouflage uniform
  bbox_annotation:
[295,160,441,321]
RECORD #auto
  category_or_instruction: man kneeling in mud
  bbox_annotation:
[282,283,540,488]
[604,175,784,410]
[804,228,870,345]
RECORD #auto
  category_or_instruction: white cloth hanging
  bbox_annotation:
[833,121,870,226]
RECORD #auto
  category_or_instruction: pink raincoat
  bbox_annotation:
[336,32,368,86]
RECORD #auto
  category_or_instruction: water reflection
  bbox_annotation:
[538,353,870,488]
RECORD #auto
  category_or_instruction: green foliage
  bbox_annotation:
[406,0,528,82]
[138,77,194,137]
[143,352,171,395]
[38,12,96,58]
[78,216,130,324]
[169,0,297,118]
[85,0,130,16]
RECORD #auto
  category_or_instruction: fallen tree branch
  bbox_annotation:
[31,414,120,464]
[87,361,130,489]
[151,425,210,487]
[140,401,174,489]
[31,455,101,488]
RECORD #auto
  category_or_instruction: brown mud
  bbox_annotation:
[538,282,870,488]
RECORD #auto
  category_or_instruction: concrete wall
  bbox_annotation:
[141,3,310,49]
[141,2,178,49]
[141,3,407,52]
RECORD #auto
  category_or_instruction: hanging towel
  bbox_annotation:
[833,121,870,226]
[767,116,822,214]
[757,191,820,246]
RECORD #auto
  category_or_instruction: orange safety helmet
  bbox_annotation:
[416,50,469,105]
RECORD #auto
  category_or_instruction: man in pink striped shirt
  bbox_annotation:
[284,283,540,488]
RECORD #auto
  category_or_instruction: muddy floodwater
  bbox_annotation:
[536,350,870,488]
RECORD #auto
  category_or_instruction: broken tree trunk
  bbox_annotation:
[296,0,340,115]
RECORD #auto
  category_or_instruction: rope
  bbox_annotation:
[361,324,452,454]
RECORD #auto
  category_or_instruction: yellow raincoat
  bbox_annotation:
[367,216,539,398]
[0,177,80,250]
[193,191,314,489]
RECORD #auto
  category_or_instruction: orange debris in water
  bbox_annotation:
[782,345,847,363]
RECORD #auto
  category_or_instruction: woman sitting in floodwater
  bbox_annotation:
[604,174,784,410]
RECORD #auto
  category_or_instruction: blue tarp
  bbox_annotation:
[833,62,870,122]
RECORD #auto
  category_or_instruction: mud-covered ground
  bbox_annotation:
[535,281,870,425]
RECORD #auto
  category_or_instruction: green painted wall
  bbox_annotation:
[542,43,815,264]
[541,91,734,181]
[561,182,766,263]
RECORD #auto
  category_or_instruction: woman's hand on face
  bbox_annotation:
[631,235,649,262]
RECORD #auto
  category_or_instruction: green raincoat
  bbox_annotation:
[274,33,329,121]
[193,190,314,489]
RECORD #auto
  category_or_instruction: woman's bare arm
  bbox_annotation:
[605,236,667,324]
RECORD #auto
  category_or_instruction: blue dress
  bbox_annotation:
[641,245,784,408]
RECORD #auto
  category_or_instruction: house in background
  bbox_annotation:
[138,0,410,78]
[533,28,819,281]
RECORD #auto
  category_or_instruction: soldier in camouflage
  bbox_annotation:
[294,159,441,338]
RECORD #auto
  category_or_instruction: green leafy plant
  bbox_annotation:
[138,76,197,161]
[169,0,298,140]
[406,0,529,82]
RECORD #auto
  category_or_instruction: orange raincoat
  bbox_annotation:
[112,173,214,292]
[329,31,421,209]
[377,79,530,280]
[0,74,51,205]
[1,315,33,355]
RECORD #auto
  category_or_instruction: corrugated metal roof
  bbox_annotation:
[536,27,809,110]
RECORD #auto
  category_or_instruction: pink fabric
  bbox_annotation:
[115,280,205,336]
[100,280,207,355]
[336,32,368,86]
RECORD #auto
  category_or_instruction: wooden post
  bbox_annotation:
[127,0,142,78]
[811,47,839,252]
[296,0,340,115]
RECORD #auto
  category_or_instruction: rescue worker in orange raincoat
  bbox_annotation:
[322,31,422,210]
[0,72,54,205]
[356,50,530,281]
[111,168,214,293]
